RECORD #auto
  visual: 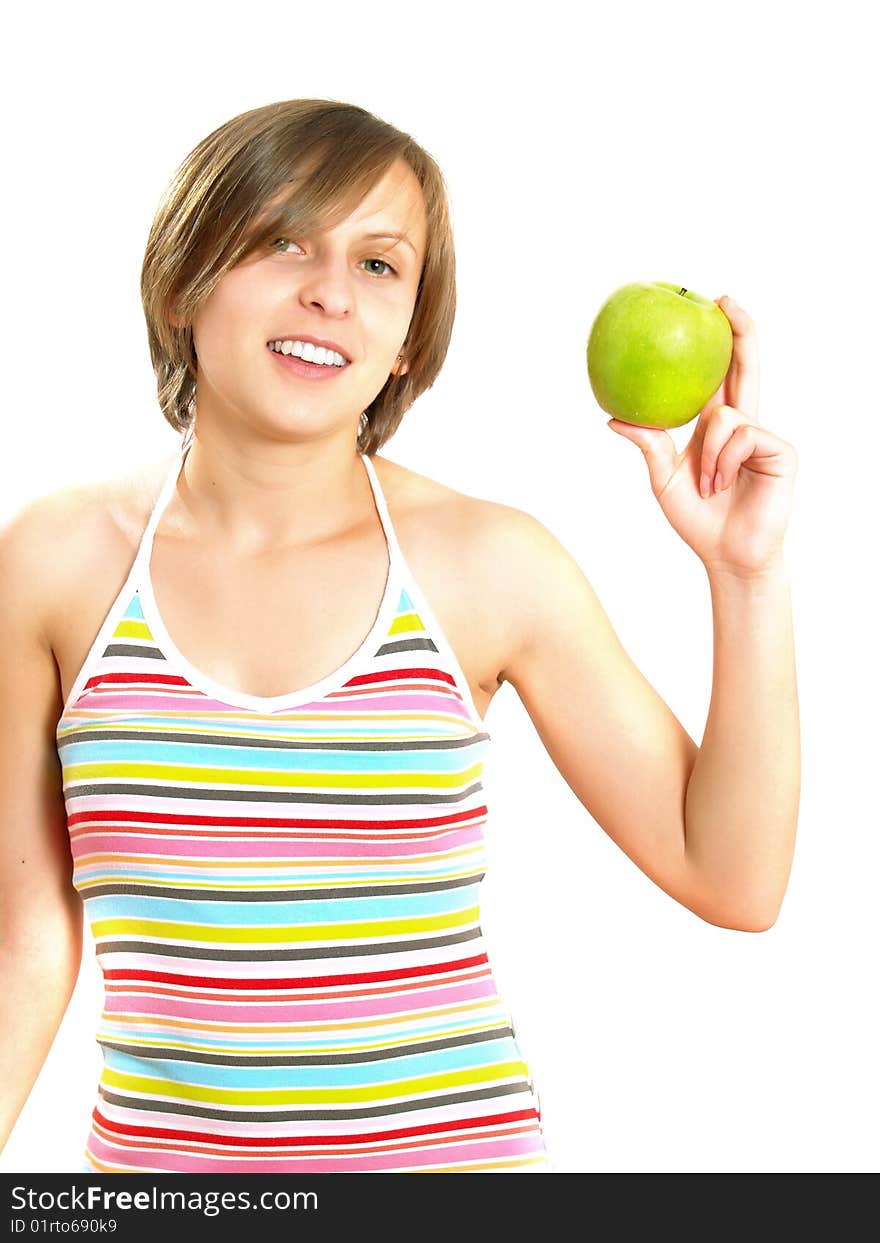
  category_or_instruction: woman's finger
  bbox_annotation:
[718,295,760,421]
[698,404,753,497]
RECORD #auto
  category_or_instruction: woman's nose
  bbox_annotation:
[295,254,356,316]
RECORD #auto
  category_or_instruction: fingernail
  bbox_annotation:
[700,472,711,498]
[714,470,723,491]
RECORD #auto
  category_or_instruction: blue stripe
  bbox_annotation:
[102,1033,520,1088]
[87,884,480,925]
[61,739,482,771]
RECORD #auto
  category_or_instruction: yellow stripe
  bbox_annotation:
[92,905,480,944]
[100,1059,529,1106]
[113,619,153,640]
[387,611,425,635]
[67,762,481,789]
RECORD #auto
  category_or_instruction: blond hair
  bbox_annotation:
[140,98,456,455]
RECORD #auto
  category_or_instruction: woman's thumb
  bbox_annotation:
[606,419,677,493]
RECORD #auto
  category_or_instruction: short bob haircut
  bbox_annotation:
[140,98,456,457]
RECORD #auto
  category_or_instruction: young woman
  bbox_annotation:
[0,98,800,1174]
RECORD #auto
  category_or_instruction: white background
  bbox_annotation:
[2,0,877,1174]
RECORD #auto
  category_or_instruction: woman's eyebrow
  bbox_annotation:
[251,212,418,258]
[360,230,417,256]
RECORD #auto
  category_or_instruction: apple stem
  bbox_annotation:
[679,287,687,296]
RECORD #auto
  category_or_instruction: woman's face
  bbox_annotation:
[187,157,427,445]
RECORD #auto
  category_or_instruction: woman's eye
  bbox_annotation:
[269,238,397,278]
[361,257,397,278]
[270,237,303,256]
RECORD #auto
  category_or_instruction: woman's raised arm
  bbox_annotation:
[475,297,799,934]
[485,505,797,932]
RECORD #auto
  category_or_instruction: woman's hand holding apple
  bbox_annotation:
[606,296,798,581]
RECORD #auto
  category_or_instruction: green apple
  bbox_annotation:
[586,281,733,428]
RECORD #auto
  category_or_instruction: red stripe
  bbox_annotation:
[93,1106,539,1147]
[81,665,459,694]
[103,954,490,990]
[83,672,194,691]
[342,667,457,689]
[68,806,486,833]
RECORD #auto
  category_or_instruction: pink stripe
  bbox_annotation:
[69,826,482,859]
[86,1130,545,1173]
[72,690,471,719]
[102,976,497,1022]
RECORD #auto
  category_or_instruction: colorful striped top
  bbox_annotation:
[56,436,549,1174]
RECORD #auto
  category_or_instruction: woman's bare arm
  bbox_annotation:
[479,504,798,932]
[0,498,83,1151]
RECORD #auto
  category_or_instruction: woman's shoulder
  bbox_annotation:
[2,458,154,570]
[6,454,173,655]
[13,452,170,531]
[373,452,549,634]
[372,452,535,539]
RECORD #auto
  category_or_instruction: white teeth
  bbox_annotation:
[268,339,346,366]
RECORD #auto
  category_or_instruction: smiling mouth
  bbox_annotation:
[266,344,351,380]
[266,341,350,367]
